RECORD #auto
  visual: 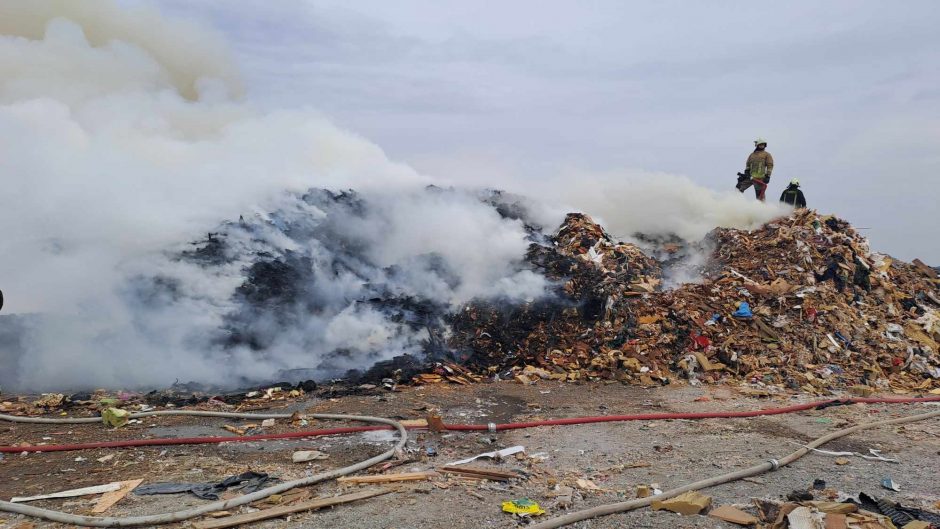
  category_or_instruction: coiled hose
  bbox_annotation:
[0,413,407,527]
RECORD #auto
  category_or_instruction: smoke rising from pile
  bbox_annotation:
[0,0,784,391]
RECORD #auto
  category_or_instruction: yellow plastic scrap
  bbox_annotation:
[501,498,546,516]
[102,407,129,428]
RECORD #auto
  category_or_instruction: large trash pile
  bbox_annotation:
[437,210,940,394]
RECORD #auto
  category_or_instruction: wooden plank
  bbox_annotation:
[399,419,428,428]
[92,479,143,513]
[439,466,522,481]
[336,471,437,484]
[11,482,123,503]
[193,488,394,529]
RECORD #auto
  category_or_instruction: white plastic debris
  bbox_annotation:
[292,450,329,463]
[448,445,525,466]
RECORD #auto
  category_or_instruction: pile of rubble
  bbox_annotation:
[438,210,940,394]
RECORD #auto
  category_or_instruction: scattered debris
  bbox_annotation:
[292,450,329,463]
[881,478,901,492]
[787,506,826,529]
[788,490,815,502]
[448,446,525,466]
[546,486,574,509]
[101,408,129,428]
[651,491,712,515]
[33,394,65,408]
[193,488,395,529]
[501,498,546,517]
[798,445,900,463]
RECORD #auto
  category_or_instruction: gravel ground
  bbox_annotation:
[2,382,939,529]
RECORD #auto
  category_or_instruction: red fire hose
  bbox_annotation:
[2,395,938,453]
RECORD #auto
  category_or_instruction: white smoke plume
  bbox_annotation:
[0,0,785,391]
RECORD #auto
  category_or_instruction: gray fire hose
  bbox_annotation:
[0,413,407,527]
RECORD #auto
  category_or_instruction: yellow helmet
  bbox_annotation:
[754,137,768,146]
[790,178,800,186]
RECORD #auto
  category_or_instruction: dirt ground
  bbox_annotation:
[2,382,939,529]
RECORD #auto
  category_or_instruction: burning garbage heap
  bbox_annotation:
[445,213,662,380]
[436,209,940,393]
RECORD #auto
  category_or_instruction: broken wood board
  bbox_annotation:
[250,488,311,508]
[439,466,523,482]
[193,488,394,529]
[337,471,437,484]
[801,502,857,514]
[11,482,124,503]
[92,479,144,513]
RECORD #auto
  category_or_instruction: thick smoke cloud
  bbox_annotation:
[0,0,784,391]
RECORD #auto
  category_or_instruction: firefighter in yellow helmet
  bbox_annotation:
[779,178,807,208]
[736,137,774,201]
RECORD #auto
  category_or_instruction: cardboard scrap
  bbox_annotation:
[708,505,759,526]
[575,479,601,491]
[787,506,826,529]
[825,513,847,529]
[693,351,726,371]
[651,491,712,515]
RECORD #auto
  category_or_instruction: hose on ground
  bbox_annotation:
[0,409,295,424]
[3,395,939,453]
[0,414,407,527]
[529,408,940,529]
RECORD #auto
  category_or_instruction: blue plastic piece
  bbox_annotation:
[732,302,753,319]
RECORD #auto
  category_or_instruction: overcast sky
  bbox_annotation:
[150,0,940,262]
